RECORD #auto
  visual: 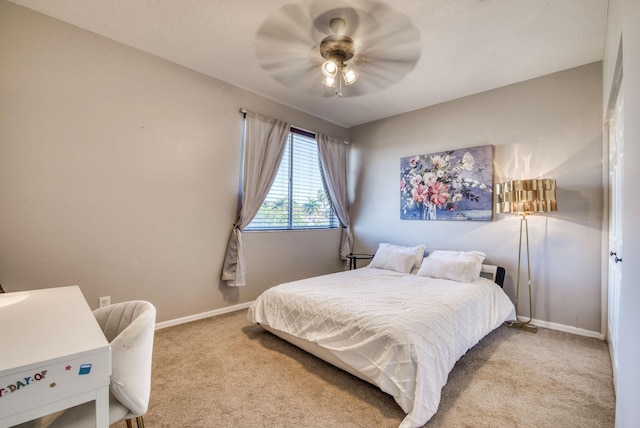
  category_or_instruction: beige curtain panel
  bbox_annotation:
[317,133,352,259]
[221,112,290,287]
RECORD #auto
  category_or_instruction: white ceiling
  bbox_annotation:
[9,0,608,128]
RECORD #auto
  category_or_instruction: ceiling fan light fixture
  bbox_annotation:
[342,65,358,85]
[255,3,422,99]
[318,18,361,96]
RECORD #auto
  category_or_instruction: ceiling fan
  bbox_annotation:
[255,0,421,98]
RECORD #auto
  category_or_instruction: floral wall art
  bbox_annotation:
[400,145,493,221]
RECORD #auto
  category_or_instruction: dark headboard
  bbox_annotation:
[480,264,506,288]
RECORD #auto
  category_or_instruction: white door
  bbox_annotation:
[608,82,624,390]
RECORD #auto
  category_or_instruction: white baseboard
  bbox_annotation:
[155,301,255,330]
[156,303,604,341]
[608,325,617,391]
[524,317,605,340]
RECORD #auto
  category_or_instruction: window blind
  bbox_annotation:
[247,128,338,230]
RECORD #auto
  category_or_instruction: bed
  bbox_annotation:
[248,246,516,428]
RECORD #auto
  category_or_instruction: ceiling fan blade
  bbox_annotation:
[255,2,317,47]
[347,32,420,91]
[362,27,421,56]
[255,1,325,93]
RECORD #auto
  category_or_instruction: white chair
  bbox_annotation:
[16,300,156,428]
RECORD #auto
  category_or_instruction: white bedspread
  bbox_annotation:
[248,267,516,428]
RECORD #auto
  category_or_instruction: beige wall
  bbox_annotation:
[349,62,604,333]
[603,0,640,425]
[0,2,346,322]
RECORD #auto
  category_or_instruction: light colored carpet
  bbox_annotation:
[114,309,615,428]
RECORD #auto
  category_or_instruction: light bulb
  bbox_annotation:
[321,60,338,77]
[322,75,336,87]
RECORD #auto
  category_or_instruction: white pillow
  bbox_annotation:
[416,250,486,283]
[368,243,426,274]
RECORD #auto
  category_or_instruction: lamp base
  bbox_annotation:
[506,320,538,333]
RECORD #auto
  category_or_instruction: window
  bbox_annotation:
[246,128,339,230]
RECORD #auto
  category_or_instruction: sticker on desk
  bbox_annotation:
[78,364,92,375]
[0,370,48,398]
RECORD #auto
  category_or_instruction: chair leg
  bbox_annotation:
[125,415,144,428]
[125,417,145,428]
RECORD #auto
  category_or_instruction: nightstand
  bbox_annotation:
[347,253,374,270]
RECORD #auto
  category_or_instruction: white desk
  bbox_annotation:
[0,286,111,427]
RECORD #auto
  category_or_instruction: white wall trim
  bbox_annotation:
[155,301,254,330]
[527,317,605,340]
[155,302,605,341]
[608,325,618,392]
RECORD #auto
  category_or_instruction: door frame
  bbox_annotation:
[603,37,624,391]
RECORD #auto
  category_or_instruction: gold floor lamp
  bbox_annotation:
[495,178,557,333]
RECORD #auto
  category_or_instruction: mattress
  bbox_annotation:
[248,267,516,427]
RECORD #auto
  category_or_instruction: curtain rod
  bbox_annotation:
[239,108,349,145]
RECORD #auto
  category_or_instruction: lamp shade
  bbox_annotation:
[495,178,557,214]
[342,66,359,85]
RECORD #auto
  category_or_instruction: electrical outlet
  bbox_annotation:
[99,296,111,307]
